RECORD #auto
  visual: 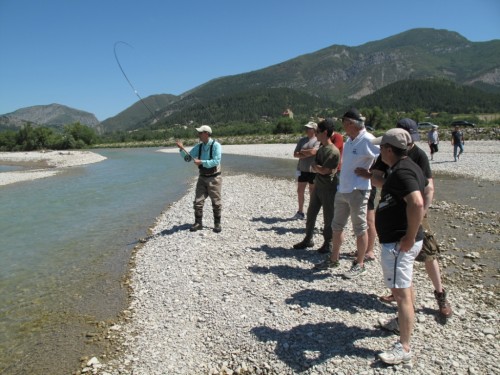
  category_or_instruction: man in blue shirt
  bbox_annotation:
[176,125,222,233]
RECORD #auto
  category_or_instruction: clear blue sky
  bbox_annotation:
[1,0,499,121]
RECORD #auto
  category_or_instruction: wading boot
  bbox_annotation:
[213,216,222,233]
[293,237,314,249]
[317,241,332,254]
[190,215,203,232]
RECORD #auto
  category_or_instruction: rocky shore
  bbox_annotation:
[86,141,499,375]
[0,150,107,186]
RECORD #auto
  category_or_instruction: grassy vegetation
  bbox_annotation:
[92,125,499,150]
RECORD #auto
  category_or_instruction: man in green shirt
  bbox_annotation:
[293,119,340,253]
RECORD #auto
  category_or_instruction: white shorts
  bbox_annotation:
[380,240,423,289]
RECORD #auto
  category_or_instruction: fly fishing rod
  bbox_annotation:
[113,41,160,123]
[114,40,216,156]
[175,140,195,162]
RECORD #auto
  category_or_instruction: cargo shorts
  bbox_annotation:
[415,215,441,262]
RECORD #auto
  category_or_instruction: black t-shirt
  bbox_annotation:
[452,130,463,144]
[375,158,426,243]
[372,145,432,179]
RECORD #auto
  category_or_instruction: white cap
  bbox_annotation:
[304,121,318,130]
[432,125,439,128]
[195,125,212,134]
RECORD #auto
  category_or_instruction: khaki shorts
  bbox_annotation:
[332,190,370,236]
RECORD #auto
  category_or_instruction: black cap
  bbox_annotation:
[341,108,363,122]
[396,118,420,142]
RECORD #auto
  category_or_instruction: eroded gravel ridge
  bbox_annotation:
[97,174,499,375]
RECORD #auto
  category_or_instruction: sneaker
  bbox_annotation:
[343,261,366,279]
[292,239,314,249]
[293,211,305,220]
[313,259,340,270]
[378,342,412,365]
[379,294,396,304]
[434,289,453,318]
[378,316,400,334]
[213,223,222,233]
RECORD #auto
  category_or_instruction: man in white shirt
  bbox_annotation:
[315,108,380,277]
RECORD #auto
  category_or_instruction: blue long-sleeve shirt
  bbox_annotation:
[179,138,222,169]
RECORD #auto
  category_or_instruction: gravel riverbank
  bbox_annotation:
[0,150,107,186]
[89,141,499,375]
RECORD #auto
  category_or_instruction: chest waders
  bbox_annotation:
[190,141,222,233]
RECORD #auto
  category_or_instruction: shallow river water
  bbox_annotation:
[0,149,297,374]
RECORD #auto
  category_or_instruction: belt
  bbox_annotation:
[200,172,221,177]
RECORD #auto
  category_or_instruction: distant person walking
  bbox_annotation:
[427,125,439,160]
[293,122,321,219]
[176,125,223,233]
[451,125,464,162]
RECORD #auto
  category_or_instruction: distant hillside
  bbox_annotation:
[154,88,332,127]
[353,78,500,112]
[182,28,500,105]
[2,104,99,130]
[0,115,30,131]
[100,94,178,132]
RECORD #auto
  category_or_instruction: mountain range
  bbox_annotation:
[2,28,499,132]
[0,104,99,131]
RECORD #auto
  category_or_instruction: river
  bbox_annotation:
[0,148,297,374]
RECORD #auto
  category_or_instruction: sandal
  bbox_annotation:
[379,294,396,304]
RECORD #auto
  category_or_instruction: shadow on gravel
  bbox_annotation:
[252,322,384,372]
[286,289,395,315]
[418,306,449,326]
[431,160,456,164]
[251,216,299,224]
[134,224,193,243]
[257,226,305,235]
[248,245,322,261]
[251,215,305,235]
[248,265,331,282]
[158,223,193,236]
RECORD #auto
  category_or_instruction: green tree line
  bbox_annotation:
[0,123,99,151]
[354,79,500,114]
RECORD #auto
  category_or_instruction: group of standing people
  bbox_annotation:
[174,112,454,367]
[292,109,452,366]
